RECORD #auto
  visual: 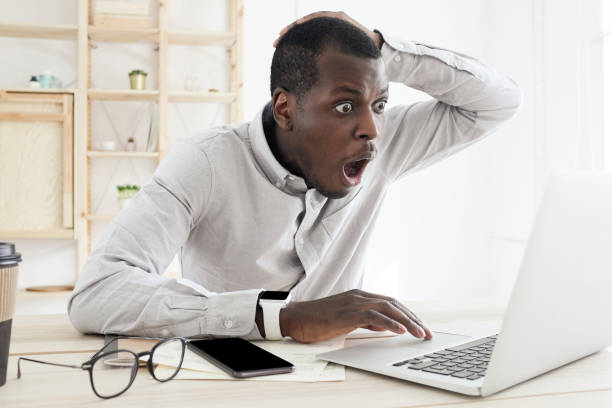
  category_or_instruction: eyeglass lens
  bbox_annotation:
[91,350,137,398]
[150,338,184,381]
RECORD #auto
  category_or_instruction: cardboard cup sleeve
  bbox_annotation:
[0,266,18,322]
[0,265,18,386]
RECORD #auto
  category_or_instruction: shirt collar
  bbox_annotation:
[249,103,308,194]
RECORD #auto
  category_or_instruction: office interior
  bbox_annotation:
[3,0,610,309]
[1,0,611,406]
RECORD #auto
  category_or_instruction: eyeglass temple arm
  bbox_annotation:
[17,357,82,379]
[92,335,189,360]
[91,334,173,360]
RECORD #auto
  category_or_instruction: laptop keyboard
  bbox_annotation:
[392,335,497,381]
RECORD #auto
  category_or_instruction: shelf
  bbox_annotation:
[87,26,235,46]
[84,214,117,221]
[1,0,244,278]
[88,25,158,43]
[0,22,77,40]
[88,89,159,101]
[87,89,235,103]
[168,30,235,46]
[168,91,236,103]
[0,112,65,122]
[0,229,74,239]
[87,151,159,158]
[0,88,76,95]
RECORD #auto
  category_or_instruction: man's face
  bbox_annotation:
[290,48,388,199]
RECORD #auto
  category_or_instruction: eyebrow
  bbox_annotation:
[332,85,390,96]
[334,85,362,96]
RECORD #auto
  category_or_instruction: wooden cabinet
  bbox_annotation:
[0,90,74,239]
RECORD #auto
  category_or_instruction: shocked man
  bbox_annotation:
[69,12,521,343]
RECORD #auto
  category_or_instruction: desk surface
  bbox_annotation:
[2,303,612,408]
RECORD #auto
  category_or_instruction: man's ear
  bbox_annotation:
[272,88,294,132]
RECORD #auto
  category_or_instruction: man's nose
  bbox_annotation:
[355,109,380,141]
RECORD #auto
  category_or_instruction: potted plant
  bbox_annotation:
[128,69,147,90]
[126,137,136,151]
[117,185,141,209]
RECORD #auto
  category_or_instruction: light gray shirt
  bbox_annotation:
[68,31,521,339]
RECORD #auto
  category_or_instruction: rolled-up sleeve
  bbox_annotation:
[375,31,522,180]
[68,138,263,338]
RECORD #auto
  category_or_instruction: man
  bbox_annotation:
[68,12,520,343]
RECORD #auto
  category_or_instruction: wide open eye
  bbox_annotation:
[335,102,353,114]
[373,100,387,113]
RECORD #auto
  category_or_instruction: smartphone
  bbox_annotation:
[187,338,295,378]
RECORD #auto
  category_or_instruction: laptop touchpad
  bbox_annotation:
[387,331,472,357]
[319,332,471,366]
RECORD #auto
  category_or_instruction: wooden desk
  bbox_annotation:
[9,314,102,355]
[2,308,612,407]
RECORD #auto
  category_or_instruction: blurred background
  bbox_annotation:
[0,0,609,306]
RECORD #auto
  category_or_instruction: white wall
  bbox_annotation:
[1,0,604,304]
[236,0,601,303]
[0,0,230,287]
[1,0,78,288]
[604,0,612,169]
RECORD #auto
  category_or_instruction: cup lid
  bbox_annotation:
[0,242,22,266]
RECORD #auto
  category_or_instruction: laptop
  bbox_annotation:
[318,170,612,396]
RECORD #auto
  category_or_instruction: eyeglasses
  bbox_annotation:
[17,336,188,399]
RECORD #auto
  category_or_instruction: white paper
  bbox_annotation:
[150,338,345,382]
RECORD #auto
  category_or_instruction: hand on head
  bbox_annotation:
[273,11,382,49]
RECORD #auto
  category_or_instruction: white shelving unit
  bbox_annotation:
[0,0,244,273]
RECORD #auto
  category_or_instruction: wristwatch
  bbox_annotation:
[258,291,291,340]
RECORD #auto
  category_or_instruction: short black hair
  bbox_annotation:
[270,17,381,104]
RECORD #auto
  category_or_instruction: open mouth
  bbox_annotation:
[342,158,369,186]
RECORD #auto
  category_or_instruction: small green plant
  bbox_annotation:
[116,185,141,200]
[128,69,147,76]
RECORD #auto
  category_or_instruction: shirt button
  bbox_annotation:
[160,329,170,337]
[394,55,401,62]
[298,238,305,245]
[223,319,233,329]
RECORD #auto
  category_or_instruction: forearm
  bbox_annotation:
[68,253,209,337]
[374,33,521,179]
[69,237,262,338]
[69,139,263,339]
[378,31,521,117]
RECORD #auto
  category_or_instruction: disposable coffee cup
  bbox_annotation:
[0,242,21,386]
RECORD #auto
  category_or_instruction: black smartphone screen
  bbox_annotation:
[187,338,294,377]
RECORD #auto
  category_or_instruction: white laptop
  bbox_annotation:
[318,170,612,396]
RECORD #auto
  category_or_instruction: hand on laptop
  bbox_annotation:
[278,289,433,343]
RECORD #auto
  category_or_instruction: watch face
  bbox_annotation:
[260,291,290,301]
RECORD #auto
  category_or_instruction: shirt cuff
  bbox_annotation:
[203,288,264,336]
[376,29,485,83]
